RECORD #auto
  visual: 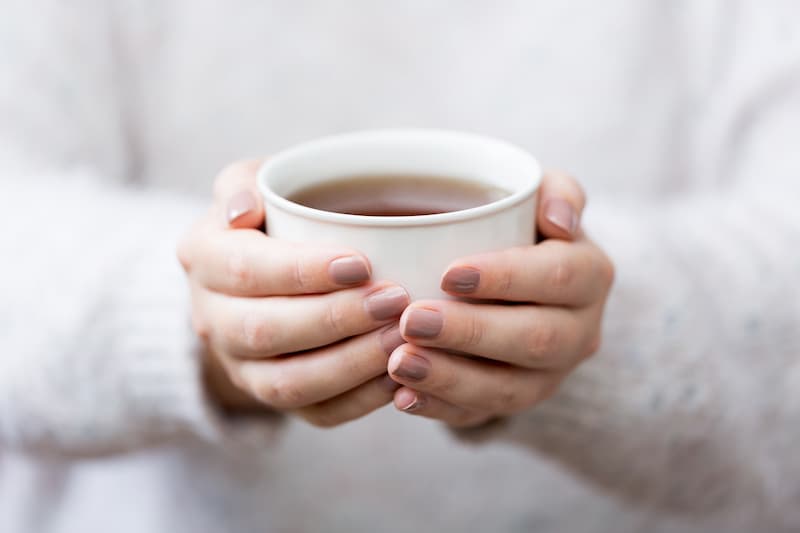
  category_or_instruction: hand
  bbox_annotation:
[387,171,614,427]
[177,160,410,427]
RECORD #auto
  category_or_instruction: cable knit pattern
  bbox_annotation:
[1,1,798,532]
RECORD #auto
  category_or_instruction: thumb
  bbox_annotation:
[212,158,267,229]
[536,170,586,240]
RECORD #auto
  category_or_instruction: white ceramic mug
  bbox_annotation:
[257,129,541,299]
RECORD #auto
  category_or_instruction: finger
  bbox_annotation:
[392,387,491,428]
[399,300,594,369]
[536,170,586,240]
[294,374,401,427]
[212,159,266,229]
[228,324,406,409]
[200,282,409,358]
[440,238,614,305]
[185,221,373,296]
[387,345,547,414]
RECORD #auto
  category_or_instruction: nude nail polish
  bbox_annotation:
[328,256,370,285]
[366,287,410,321]
[226,191,257,224]
[392,351,431,381]
[441,266,480,294]
[544,197,578,235]
[401,396,424,412]
[403,308,443,338]
[396,388,425,411]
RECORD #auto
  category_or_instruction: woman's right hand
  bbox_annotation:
[177,160,409,427]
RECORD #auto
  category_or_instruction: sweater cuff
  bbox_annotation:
[93,189,285,451]
[449,354,627,452]
[114,223,284,450]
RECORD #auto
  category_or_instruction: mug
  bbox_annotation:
[257,129,541,299]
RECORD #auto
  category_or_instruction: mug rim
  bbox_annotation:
[257,128,541,228]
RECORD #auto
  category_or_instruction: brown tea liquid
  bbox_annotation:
[287,174,510,216]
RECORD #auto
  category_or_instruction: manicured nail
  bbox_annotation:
[544,198,578,235]
[396,389,425,412]
[403,308,443,339]
[380,324,405,355]
[226,191,257,224]
[329,256,370,285]
[441,266,480,294]
[379,374,402,393]
[391,350,431,382]
[366,287,410,321]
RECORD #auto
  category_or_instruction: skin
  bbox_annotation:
[177,160,614,428]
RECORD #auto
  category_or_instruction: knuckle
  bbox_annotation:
[523,323,560,362]
[489,249,517,296]
[257,372,305,409]
[252,381,277,406]
[492,373,524,412]
[226,365,249,392]
[494,386,519,412]
[549,256,574,292]
[325,300,351,338]
[461,312,485,348]
[226,250,256,292]
[291,254,312,292]
[497,264,515,296]
[240,314,274,353]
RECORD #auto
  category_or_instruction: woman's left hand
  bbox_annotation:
[388,171,614,427]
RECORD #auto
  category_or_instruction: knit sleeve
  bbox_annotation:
[0,1,282,456]
[457,7,800,528]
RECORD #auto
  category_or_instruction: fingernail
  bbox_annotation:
[379,374,402,393]
[402,396,424,412]
[366,287,410,321]
[226,191,257,224]
[329,256,370,285]
[403,308,443,339]
[391,350,431,382]
[544,198,578,235]
[441,267,480,294]
[397,389,425,412]
[380,324,405,355]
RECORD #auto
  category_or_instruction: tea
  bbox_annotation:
[288,174,509,216]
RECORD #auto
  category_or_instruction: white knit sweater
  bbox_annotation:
[1,1,799,532]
